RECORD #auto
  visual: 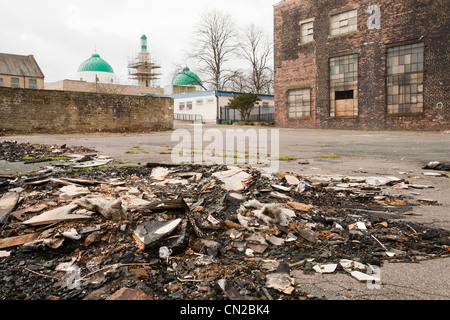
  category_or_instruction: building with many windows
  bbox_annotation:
[0,53,45,90]
[274,0,449,130]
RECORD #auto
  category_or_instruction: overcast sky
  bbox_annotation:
[0,0,276,86]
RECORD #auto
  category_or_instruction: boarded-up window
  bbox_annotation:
[330,54,358,117]
[386,42,424,114]
[288,88,311,118]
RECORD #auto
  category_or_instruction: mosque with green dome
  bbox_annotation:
[75,51,117,84]
[164,66,204,95]
[45,35,164,95]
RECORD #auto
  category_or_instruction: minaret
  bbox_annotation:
[128,35,161,87]
[141,35,147,52]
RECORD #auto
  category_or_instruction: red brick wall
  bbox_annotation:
[274,0,449,130]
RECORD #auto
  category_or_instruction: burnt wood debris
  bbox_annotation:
[0,141,449,300]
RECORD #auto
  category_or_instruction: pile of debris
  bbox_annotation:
[0,163,449,300]
[0,141,113,171]
[0,141,98,164]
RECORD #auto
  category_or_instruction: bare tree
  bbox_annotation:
[225,70,251,93]
[190,9,238,90]
[240,24,273,94]
[96,75,126,95]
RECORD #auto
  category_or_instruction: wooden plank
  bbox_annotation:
[0,233,40,249]
[335,99,355,116]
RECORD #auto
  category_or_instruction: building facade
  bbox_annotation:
[44,79,164,96]
[0,53,45,90]
[274,0,449,130]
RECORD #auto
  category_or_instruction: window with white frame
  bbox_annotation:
[300,20,314,43]
[288,88,311,118]
[179,102,185,111]
[196,99,203,106]
[187,102,193,110]
[330,9,358,36]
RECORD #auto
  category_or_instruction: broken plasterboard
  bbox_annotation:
[22,204,92,226]
[0,192,19,224]
[133,218,182,248]
[212,167,252,191]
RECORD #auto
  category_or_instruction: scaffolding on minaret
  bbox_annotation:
[128,35,161,88]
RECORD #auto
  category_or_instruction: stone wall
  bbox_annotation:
[274,0,449,131]
[0,87,173,134]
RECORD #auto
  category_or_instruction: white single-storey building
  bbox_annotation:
[163,66,274,124]
[168,90,275,124]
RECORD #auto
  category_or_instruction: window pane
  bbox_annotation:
[330,54,359,116]
[330,9,357,36]
[288,89,311,118]
[29,79,37,89]
[386,43,424,114]
[11,78,20,88]
[300,21,314,43]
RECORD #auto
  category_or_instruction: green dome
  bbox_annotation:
[172,67,202,86]
[78,53,114,74]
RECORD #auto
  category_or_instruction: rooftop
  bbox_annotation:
[0,53,44,78]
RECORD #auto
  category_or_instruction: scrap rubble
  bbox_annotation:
[0,140,98,164]
[0,145,449,300]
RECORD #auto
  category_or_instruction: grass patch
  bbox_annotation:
[270,156,297,161]
[125,151,136,154]
[119,164,144,169]
[319,154,341,159]
[22,155,67,161]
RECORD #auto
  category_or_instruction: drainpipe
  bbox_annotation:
[215,90,219,124]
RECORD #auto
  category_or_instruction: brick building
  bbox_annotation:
[274,0,449,130]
